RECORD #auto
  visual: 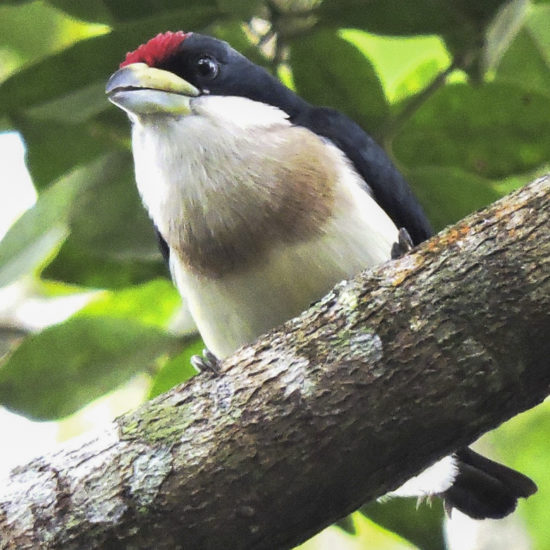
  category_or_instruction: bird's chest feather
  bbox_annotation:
[131,116,338,278]
[131,112,398,357]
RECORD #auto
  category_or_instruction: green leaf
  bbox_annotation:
[99,0,258,23]
[317,0,505,78]
[101,0,218,22]
[483,0,529,74]
[46,0,114,24]
[42,242,168,289]
[0,317,178,420]
[0,156,114,287]
[16,117,113,189]
[495,29,550,98]
[393,82,550,179]
[492,164,550,195]
[494,4,550,98]
[318,0,502,37]
[0,2,78,61]
[78,279,181,328]
[317,0,456,35]
[0,33,118,115]
[341,30,451,105]
[522,3,550,52]
[361,498,446,550]
[148,338,202,399]
[405,166,501,232]
[0,1,111,85]
[290,30,388,132]
[0,226,66,288]
[24,81,110,125]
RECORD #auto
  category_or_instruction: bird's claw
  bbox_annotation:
[391,227,414,259]
[191,348,221,375]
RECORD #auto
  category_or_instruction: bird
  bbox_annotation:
[106,30,537,520]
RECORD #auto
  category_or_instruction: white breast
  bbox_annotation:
[169,145,399,358]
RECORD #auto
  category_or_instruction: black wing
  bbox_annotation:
[292,106,432,246]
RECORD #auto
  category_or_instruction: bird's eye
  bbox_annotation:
[196,56,219,79]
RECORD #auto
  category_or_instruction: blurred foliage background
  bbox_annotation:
[0,0,549,548]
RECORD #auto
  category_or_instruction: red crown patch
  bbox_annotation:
[120,31,190,68]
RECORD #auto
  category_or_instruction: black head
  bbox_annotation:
[121,32,307,117]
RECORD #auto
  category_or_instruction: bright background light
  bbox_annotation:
[0,132,36,236]
[0,131,57,477]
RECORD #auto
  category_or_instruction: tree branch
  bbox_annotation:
[1,176,549,550]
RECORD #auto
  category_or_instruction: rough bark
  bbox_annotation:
[0,176,549,550]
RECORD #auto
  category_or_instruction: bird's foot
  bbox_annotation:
[391,227,414,259]
[191,348,221,375]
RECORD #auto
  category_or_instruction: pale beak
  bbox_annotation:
[106,62,200,116]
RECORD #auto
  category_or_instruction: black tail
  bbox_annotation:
[443,448,537,519]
